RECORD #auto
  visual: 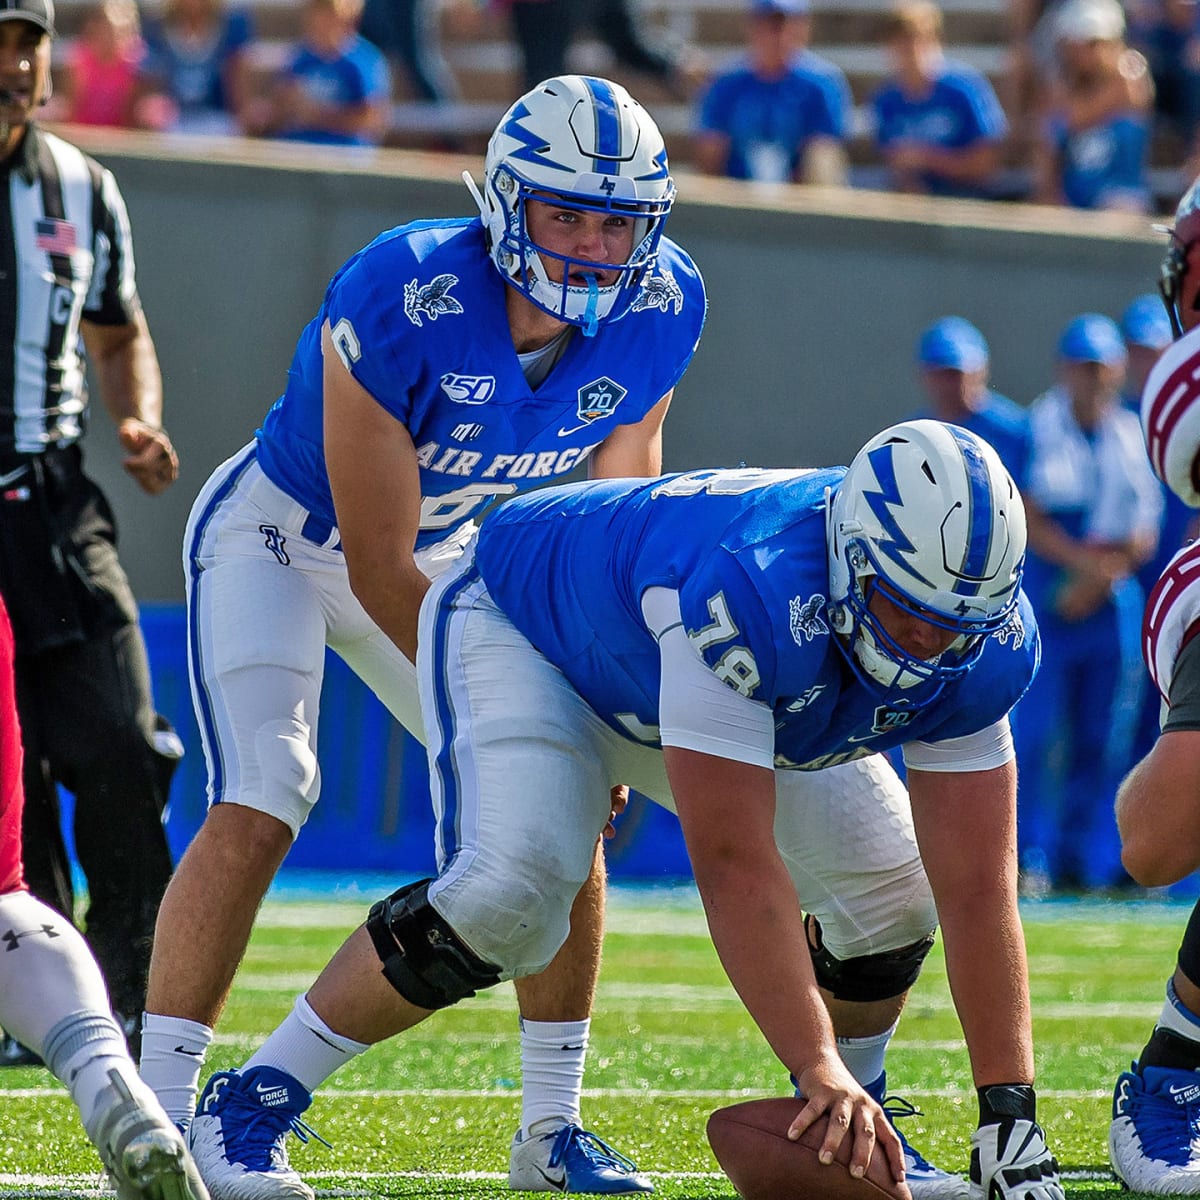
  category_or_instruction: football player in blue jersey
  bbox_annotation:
[138,74,706,1199]
[186,421,1064,1200]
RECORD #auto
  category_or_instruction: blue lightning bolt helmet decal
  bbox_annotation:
[500,100,572,174]
[861,443,934,588]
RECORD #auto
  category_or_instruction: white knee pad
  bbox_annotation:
[241,718,320,836]
[776,755,938,960]
[432,865,579,979]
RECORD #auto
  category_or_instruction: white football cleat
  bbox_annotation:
[1111,1063,1200,1194]
[509,1121,653,1194]
[187,1067,320,1200]
[87,1067,210,1200]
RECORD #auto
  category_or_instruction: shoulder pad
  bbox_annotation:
[1144,541,1200,698]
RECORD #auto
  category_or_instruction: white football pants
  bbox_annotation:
[184,442,472,835]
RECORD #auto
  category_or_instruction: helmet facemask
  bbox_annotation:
[1158,175,1200,338]
[484,165,673,336]
[829,536,1010,703]
[1160,230,1188,339]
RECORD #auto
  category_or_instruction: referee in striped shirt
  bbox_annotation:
[0,0,181,1062]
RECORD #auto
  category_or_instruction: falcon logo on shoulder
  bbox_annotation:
[994,609,1026,649]
[789,594,829,645]
[631,269,683,316]
[404,274,464,328]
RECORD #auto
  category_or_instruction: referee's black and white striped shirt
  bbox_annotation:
[0,124,140,456]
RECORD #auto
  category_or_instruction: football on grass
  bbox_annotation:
[706,1098,913,1200]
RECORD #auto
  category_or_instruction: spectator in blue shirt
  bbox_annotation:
[244,0,390,146]
[870,0,1009,197]
[141,0,254,135]
[1033,0,1154,211]
[693,0,850,185]
[1016,313,1162,892]
[909,316,1032,486]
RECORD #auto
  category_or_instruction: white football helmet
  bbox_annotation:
[464,75,675,335]
[827,420,1026,696]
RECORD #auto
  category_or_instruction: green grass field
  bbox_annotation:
[0,883,1188,1198]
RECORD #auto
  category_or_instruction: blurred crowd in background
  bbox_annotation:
[905,299,1185,898]
[37,0,1200,213]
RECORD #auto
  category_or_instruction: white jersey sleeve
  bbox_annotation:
[901,717,1014,773]
[1142,325,1200,506]
[1143,540,1200,700]
[641,586,776,769]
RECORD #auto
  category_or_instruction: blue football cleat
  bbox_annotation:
[1111,1062,1200,1194]
[187,1066,325,1200]
[509,1121,653,1194]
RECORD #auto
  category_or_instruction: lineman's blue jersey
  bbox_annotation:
[474,468,1039,769]
[255,218,706,551]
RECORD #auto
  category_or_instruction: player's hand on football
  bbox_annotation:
[603,785,629,839]
[789,1057,906,1186]
[969,1119,1063,1200]
[118,419,178,495]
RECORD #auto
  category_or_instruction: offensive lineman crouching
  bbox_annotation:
[187,421,1063,1200]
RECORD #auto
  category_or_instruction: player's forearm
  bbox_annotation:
[1117,732,1200,886]
[925,141,1001,184]
[688,839,835,1077]
[940,889,1034,1086]
[345,556,430,664]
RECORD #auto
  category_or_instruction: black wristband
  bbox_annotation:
[977,1083,1037,1126]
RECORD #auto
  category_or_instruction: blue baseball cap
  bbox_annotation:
[1119,293,1173,350]
[916,317,989,372]
[751,0,808,16]
[1058,313,1127,365]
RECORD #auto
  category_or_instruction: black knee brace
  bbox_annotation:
[1177,898,1200,989]
[365,879,501,1011]
[806,914,935,1003]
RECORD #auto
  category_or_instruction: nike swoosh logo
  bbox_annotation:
[846,733,879,744]
[557,423,589,438]
[0,466,28,487]
[173,1046,204,1058]
[534,1165,567,1192]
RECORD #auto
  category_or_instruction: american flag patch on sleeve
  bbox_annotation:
[35,217,76,255]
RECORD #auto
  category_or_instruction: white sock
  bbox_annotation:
[246,994,368,1094]
[42,1011,137,1134]
[518,1016,589,1137]
[1158,979,1200,1042]
[836,1022,897,1088]
[0,892,111,1048]
[138,1013,214,1129]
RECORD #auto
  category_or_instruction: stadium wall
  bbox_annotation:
[56,130,1166,878]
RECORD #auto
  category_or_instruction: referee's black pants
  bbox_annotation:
[14,619,174,1026]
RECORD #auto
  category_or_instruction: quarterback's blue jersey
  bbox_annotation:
[255,217,706,551]
[474,469,1039,770]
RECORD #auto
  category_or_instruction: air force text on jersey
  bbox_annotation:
[255,218,706,550]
